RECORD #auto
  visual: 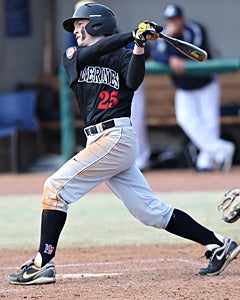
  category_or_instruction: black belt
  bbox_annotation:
[84,119,115,136]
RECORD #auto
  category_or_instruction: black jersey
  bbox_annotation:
[63,32,145,126]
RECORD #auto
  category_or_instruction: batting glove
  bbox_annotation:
[133,21,160,48]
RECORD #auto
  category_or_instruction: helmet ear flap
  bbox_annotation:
[85,20,102,36]
[85,17,117,36]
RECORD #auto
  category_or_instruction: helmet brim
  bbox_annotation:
[63,18,79,33]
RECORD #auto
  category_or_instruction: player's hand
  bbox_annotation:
[133,21,159,48]
[146,21,163,38]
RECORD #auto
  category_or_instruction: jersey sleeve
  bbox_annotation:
[76,32,134,67]
[63,47,79,87]
[126,53,145,90]
[63,32,134,86]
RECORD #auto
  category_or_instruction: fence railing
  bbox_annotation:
[145,58,240,75]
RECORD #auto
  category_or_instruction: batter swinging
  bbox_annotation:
[8,3,240,285]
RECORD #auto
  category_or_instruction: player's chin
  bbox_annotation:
[77,39,88,47]
[76,36,85,45]
[76,38,82,46]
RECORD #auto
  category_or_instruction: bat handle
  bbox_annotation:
[155,25,164,33]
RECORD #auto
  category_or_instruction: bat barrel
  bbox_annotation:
[159,32,208,62]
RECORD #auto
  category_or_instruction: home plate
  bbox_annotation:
[58,272,121,279]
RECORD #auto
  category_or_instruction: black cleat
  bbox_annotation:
[198,237,240,276]
[8,258,56,285]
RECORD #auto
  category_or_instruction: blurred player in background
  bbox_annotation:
[151,3,235,172]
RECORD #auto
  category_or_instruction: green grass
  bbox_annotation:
[1,191,240,250]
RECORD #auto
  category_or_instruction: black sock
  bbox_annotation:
[165,208,224,247]
[38,209,67,266]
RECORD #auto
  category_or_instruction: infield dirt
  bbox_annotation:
[1,168,240,299]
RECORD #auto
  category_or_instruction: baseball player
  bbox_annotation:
[8,3,240,285]
[66,1,151,171]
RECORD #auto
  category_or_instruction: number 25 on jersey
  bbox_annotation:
[98,90,119,109]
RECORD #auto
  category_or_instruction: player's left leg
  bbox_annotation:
[106,164,240,275]
[107,163,173,228]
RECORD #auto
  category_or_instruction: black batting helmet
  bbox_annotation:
[63,3,117,36]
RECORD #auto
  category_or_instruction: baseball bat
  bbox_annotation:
[154,24,208,62]
[138,22,208,62]
[158,32,208,62]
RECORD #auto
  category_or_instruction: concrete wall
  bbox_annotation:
[0,0,47,91]
[0,0,239,92]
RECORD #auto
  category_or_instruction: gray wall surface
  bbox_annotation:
[0,0,239,92]
[0,0,47,91]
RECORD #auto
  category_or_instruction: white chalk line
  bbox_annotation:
[0,284,24,295]
[58,267,157,280]
[60,257,201,268]
[1,257,201,272]
[58,272,121,279]
[57,266,164,280]
[1,257,200,272]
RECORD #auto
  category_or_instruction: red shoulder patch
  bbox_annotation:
[66,47,77,59]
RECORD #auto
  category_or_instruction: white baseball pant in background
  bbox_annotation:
[175,78,233,170]
[131,83,151,170]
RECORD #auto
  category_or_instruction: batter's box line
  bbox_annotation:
[1,257,201,271]
[58,272,121,279]
[56,257,201,268]
[0,287,36,295]
[57,267,160,280]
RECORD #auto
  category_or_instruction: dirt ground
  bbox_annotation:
[1,168,240,299]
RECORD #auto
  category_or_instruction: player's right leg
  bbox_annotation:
[8,123,137,285]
